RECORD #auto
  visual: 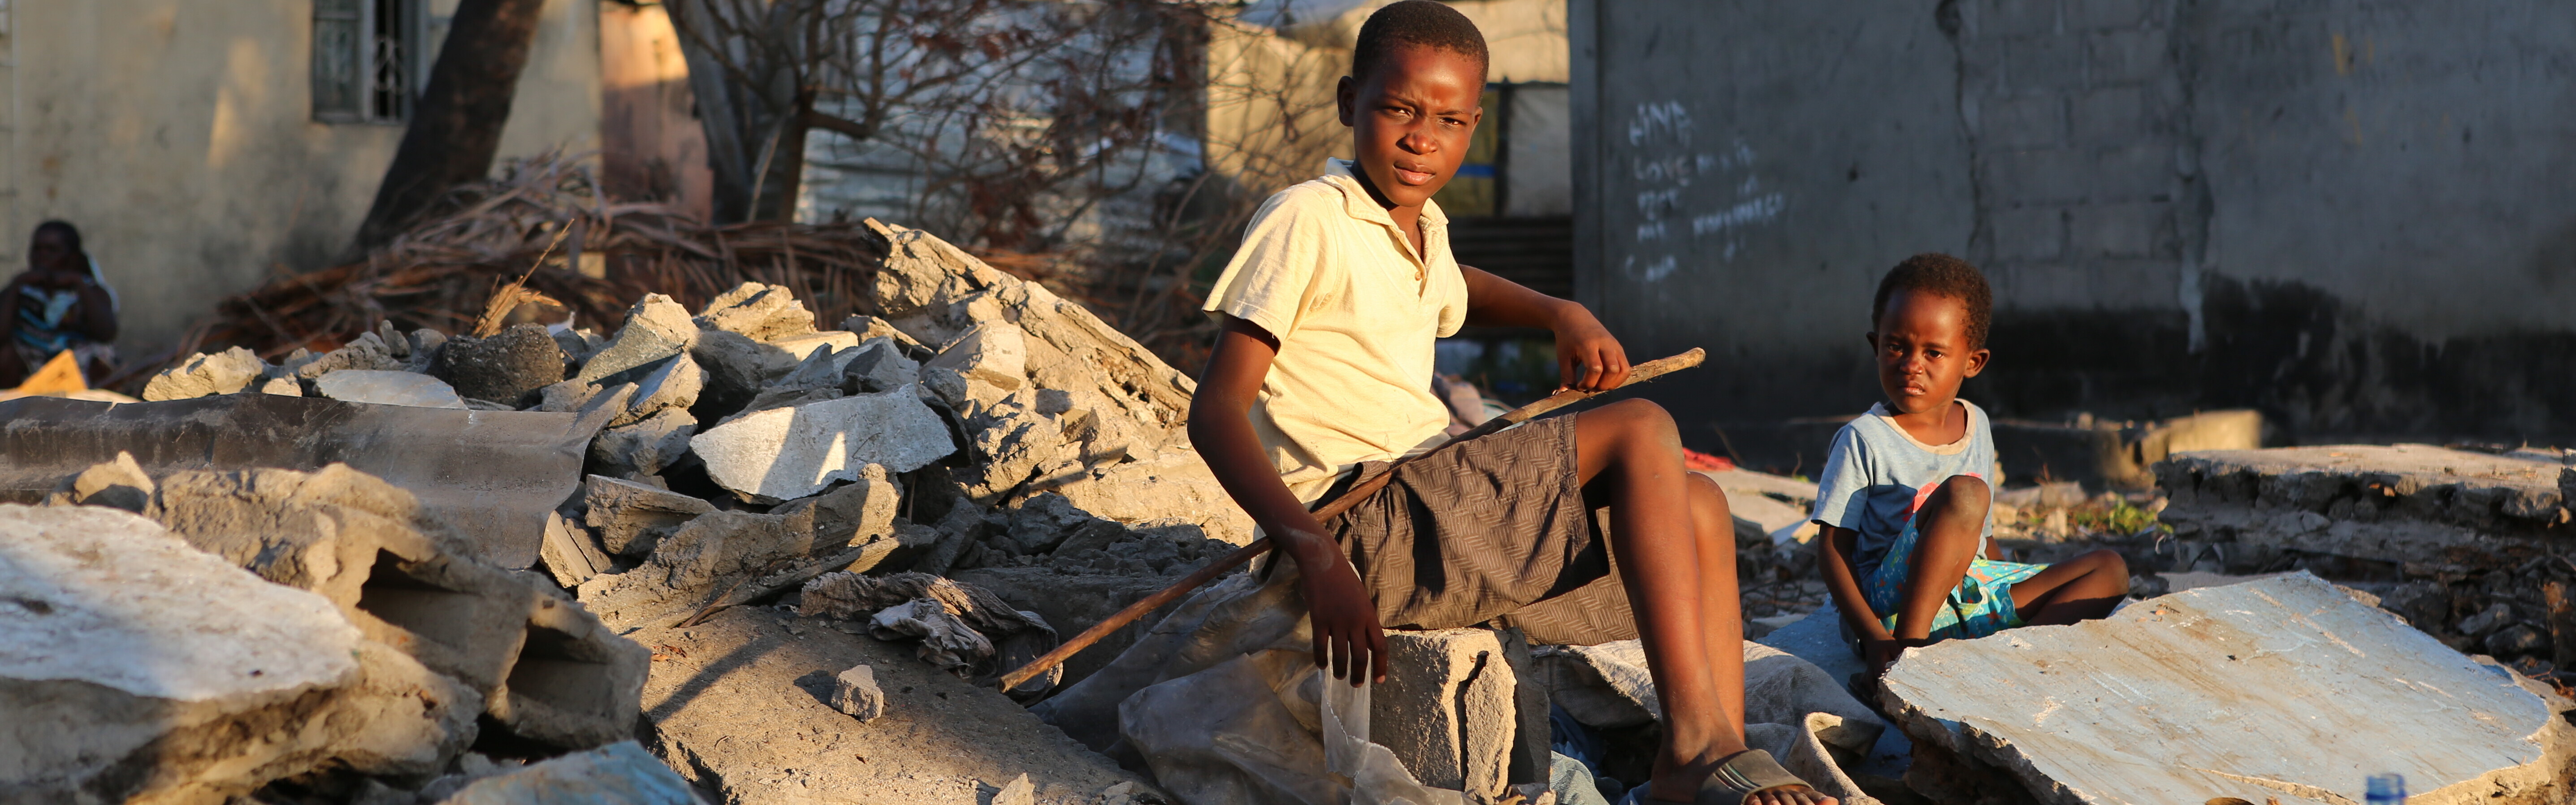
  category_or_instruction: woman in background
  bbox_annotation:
[0,220,118,385]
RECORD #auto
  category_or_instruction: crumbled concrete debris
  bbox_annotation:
[1372,629,1518,796]
[44,449,153,512]
[830,664,886,722]
[633,607,1160,805]
[1884,574,2576,805]
[690,385,958,501]
[318,369,472,409]
[584,473,717,557]
[2156,445,2565,565]
[697,281,818,342]
[0,504,375,802]
[435,741,698,805]
[294,331,409,379]
[491,591,654,749]
[142,345,269,400]
[577,294,699,384]
[590,407,698,477]
[577,506,822,630]
[433,323,567,406]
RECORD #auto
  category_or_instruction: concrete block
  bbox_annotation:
[436,741,697,805]
[1884,573,2576,805]
[0,504,368,803]
[2000,35,2084,92]
[1976,0,2061,37]
[583,474,716,557]
[696,281,817,342]
[830,664,885,721]
[141,346,268,400]
[1979,94,2065,148]
[590,407,698,477]
[318,369,472,409]
[610,354,703,428]
[489,589,653,749]
[47,450,154,513]
[2087,27,2169,84]
[925,321,1028,390]
[2068,199,2172,258]
[577,294,699,384]
[2069,85,2150,143]
[1371,628,1517,797]
[433,323,567,406]
[1989,204,2067,261]
[690,385,957,501]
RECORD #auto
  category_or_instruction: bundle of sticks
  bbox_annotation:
[114,154,893,388]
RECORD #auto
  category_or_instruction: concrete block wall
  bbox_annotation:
[1571,0,2576,459]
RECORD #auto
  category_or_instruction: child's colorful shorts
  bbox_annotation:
[1861,520,2048,641]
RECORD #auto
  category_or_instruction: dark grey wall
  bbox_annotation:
[1571,0,2576,461]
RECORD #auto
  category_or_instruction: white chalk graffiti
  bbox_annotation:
[1623,101,1786,279]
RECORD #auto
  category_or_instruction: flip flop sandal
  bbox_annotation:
[1618,750,1819,805]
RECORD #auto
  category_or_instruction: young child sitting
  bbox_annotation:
[1189,3,1833,803]
[1812,255,2130,683]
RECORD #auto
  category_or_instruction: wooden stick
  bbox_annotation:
[996,348,1707,691]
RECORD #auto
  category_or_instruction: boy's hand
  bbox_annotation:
[1549,303,1629,393]
[1283,530,1388,685]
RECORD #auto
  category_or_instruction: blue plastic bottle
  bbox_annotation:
[2365,773,2406,804]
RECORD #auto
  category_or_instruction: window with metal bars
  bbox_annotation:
[312,0,416,123]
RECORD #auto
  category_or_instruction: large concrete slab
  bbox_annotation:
[2156,445,2566,565]
[1883,573,2576,805]
[631,607,1160,805]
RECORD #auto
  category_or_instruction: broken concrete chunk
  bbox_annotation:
[990,773,1035,805]
[960,409,1069,505]
[841,314,928,355]
[331,640,485,778]
[259,375,305,395]
[1054,448,1257,545]
[407,328,450,373]
[925,321,1027,390]
[540,511,606,588]
[1000,493,1099,554]
[295,331,408,379]
[688,329,806,418]
[141,346,268,400]
[551,325,601,365]
[433,323,567,406]
[576,294,698,384]
[830,664,886,722]
[795,470,901,553]
[48,450,154,513]
[2460,602,2515,636]
[1884,573,2573,805]
[575,506,821,630]
[611,354,703,428]
[488,591,653,749]
[690,385,957,501]
[1372,628,1517,797]
[2157,445,2567,565]
[768,329,861,360]
[590,407,698,478]
[435,741,697,805]
[846,337,922,394]
[918,365,970,409]
[317,369,472,409]
[0,504,368,803]
[696,281,818,342]
[583,474,715,556]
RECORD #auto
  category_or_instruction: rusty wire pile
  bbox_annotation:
[121,154,893,388]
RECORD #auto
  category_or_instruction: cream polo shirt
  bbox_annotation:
[1203,159,1470,504]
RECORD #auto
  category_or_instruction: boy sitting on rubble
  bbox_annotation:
[1189,3,1832,803]
[1811,255,2130,685]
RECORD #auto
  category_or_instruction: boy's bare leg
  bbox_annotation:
[1578,399,1833,805]
[2008,549,2130,624]
[1686,473,1748,746]
[1892,475,1991,641]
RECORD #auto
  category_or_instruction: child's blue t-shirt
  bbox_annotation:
[1809,400,1997,577]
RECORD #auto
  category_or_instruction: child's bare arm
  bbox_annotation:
[1188,315,1389,685]
[1815,524,1889,643]
[1457,265,1628,393]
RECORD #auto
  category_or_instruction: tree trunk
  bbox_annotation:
[353,0,550,251]
[667,0,810,224]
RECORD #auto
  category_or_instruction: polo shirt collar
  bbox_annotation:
[1322,158,1448,235]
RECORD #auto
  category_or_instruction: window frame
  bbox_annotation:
[312,0,419,125]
